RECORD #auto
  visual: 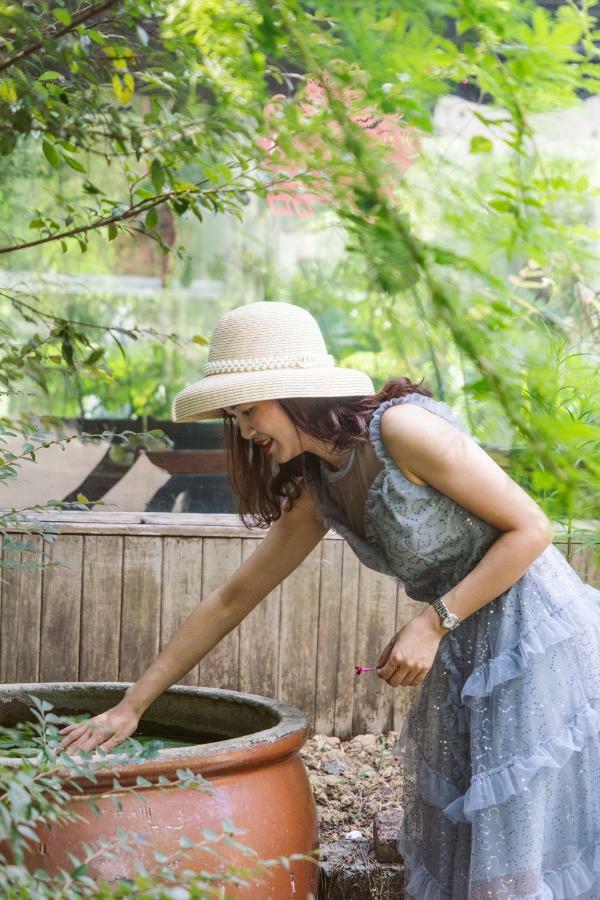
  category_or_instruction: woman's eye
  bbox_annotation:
[242,408,254,417]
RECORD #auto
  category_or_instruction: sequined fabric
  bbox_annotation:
[305,392,600,899]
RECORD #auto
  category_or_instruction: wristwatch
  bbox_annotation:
[432,597,461,631]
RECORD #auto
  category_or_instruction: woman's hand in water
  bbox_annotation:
[56,700,140,756]
[376,614,444,687]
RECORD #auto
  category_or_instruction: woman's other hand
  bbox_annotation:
[376,615,444,687]
[56,700,140,756]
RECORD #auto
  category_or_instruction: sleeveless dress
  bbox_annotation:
[305,392,600,900]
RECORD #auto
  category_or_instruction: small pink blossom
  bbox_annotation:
[355,665,377,675]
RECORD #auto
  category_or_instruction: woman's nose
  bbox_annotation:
[239,421,255,440]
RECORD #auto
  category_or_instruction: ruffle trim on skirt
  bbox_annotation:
[399,825,600,899]
[443,697,600,824]
[460,599,600,708]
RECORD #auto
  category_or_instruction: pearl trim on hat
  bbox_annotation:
[203,351,334,376]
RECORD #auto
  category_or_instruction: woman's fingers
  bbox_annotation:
[376,635,396,669]
[57,722,82,735]
[57,726,89,752]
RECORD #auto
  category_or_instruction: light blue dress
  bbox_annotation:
[307,392,600,899]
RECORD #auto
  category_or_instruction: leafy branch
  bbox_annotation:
[0,0,123,75]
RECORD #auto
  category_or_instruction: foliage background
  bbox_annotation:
[1,0,599,533]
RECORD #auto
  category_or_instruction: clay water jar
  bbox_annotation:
[0,682,319,898]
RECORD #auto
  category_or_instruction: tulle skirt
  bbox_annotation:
[395,544,600,899]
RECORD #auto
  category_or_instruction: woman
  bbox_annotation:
[59,301,600,898]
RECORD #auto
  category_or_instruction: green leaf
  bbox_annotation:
[192,334,208,345]
[54,8,72,25]
[489,198,517,214]
[145,207,158,229]
[470,135,493,154]
[150,159,165,193]
[42,141,60,168]
[108,223,118,240]
[71,864,89,878]
[85,348,104,366]
[39,70,63,81]
[63,154,86,173]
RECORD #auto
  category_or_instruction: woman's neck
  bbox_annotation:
[301,435,353,471]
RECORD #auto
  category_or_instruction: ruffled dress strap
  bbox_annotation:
[368,392,469,470]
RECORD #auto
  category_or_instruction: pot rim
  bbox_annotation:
[0,682,309,784]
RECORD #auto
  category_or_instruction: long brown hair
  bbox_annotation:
[224,376,432,528]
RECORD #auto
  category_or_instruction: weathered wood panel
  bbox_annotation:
[198,537,242,690]
[40,535,83,681]
[79,535,123,681]
[352,562,397,735]
[119,537,162,681]
[333,545,361,738]
[161,537,203,686]
[314,538,343,735]
[278,544,322,733]
[392,584,424,732]
[0,535,43,683]
[238,538,281,698]
[568,539,600,589]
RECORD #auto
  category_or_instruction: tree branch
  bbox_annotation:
[0,170,297,255]
[0,0,123,75]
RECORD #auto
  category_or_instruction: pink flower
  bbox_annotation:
[355,665,377,675]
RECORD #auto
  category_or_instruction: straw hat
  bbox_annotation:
[172,301,375,421]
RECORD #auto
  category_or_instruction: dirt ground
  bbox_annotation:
[299,732,406,844]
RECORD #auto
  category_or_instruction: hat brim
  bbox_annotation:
[172,367,375,421]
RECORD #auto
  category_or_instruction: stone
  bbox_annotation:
[373,808,404,864]
[318,839,404,899]
[344,830,364,841]
[352,733,378,749]
[323,757,348,775]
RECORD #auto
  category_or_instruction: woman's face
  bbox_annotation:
[223,400,304,463]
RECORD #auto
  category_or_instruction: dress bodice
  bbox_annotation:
[305,392,501,603]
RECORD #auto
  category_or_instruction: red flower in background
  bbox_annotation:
[259,74,419,218]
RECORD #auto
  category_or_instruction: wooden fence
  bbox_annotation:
[2,513,599,737]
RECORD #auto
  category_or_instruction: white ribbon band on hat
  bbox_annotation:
[203,351,335,376]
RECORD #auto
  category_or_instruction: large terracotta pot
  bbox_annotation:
[0,683,319,898]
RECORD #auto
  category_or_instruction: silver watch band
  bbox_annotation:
[432,597,460,630]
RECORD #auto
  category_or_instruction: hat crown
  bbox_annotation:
[171,300,375,421]
[208,302,327,364]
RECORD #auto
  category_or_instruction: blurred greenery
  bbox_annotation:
[0,0,599,541]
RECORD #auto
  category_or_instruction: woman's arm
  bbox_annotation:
[58,485,327,753]
[376,403,553,686]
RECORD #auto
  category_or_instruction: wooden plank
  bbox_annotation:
[333,544,361,739]
[278,544,322,732]
[40,535,83,681]
[198,537,242,690]
[119,537,163,681]
[391,584,424,732]
[161,537,203,686]
[584,544,600,589]
[0,534,43,683]
[80,535,123,681]
[352,563,397,735]
[567,537,600,589]
[238,538,281,698]
[314,537,343,735]
[3,511,343,540]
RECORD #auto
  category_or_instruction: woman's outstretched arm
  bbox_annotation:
[57,485,327,754]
